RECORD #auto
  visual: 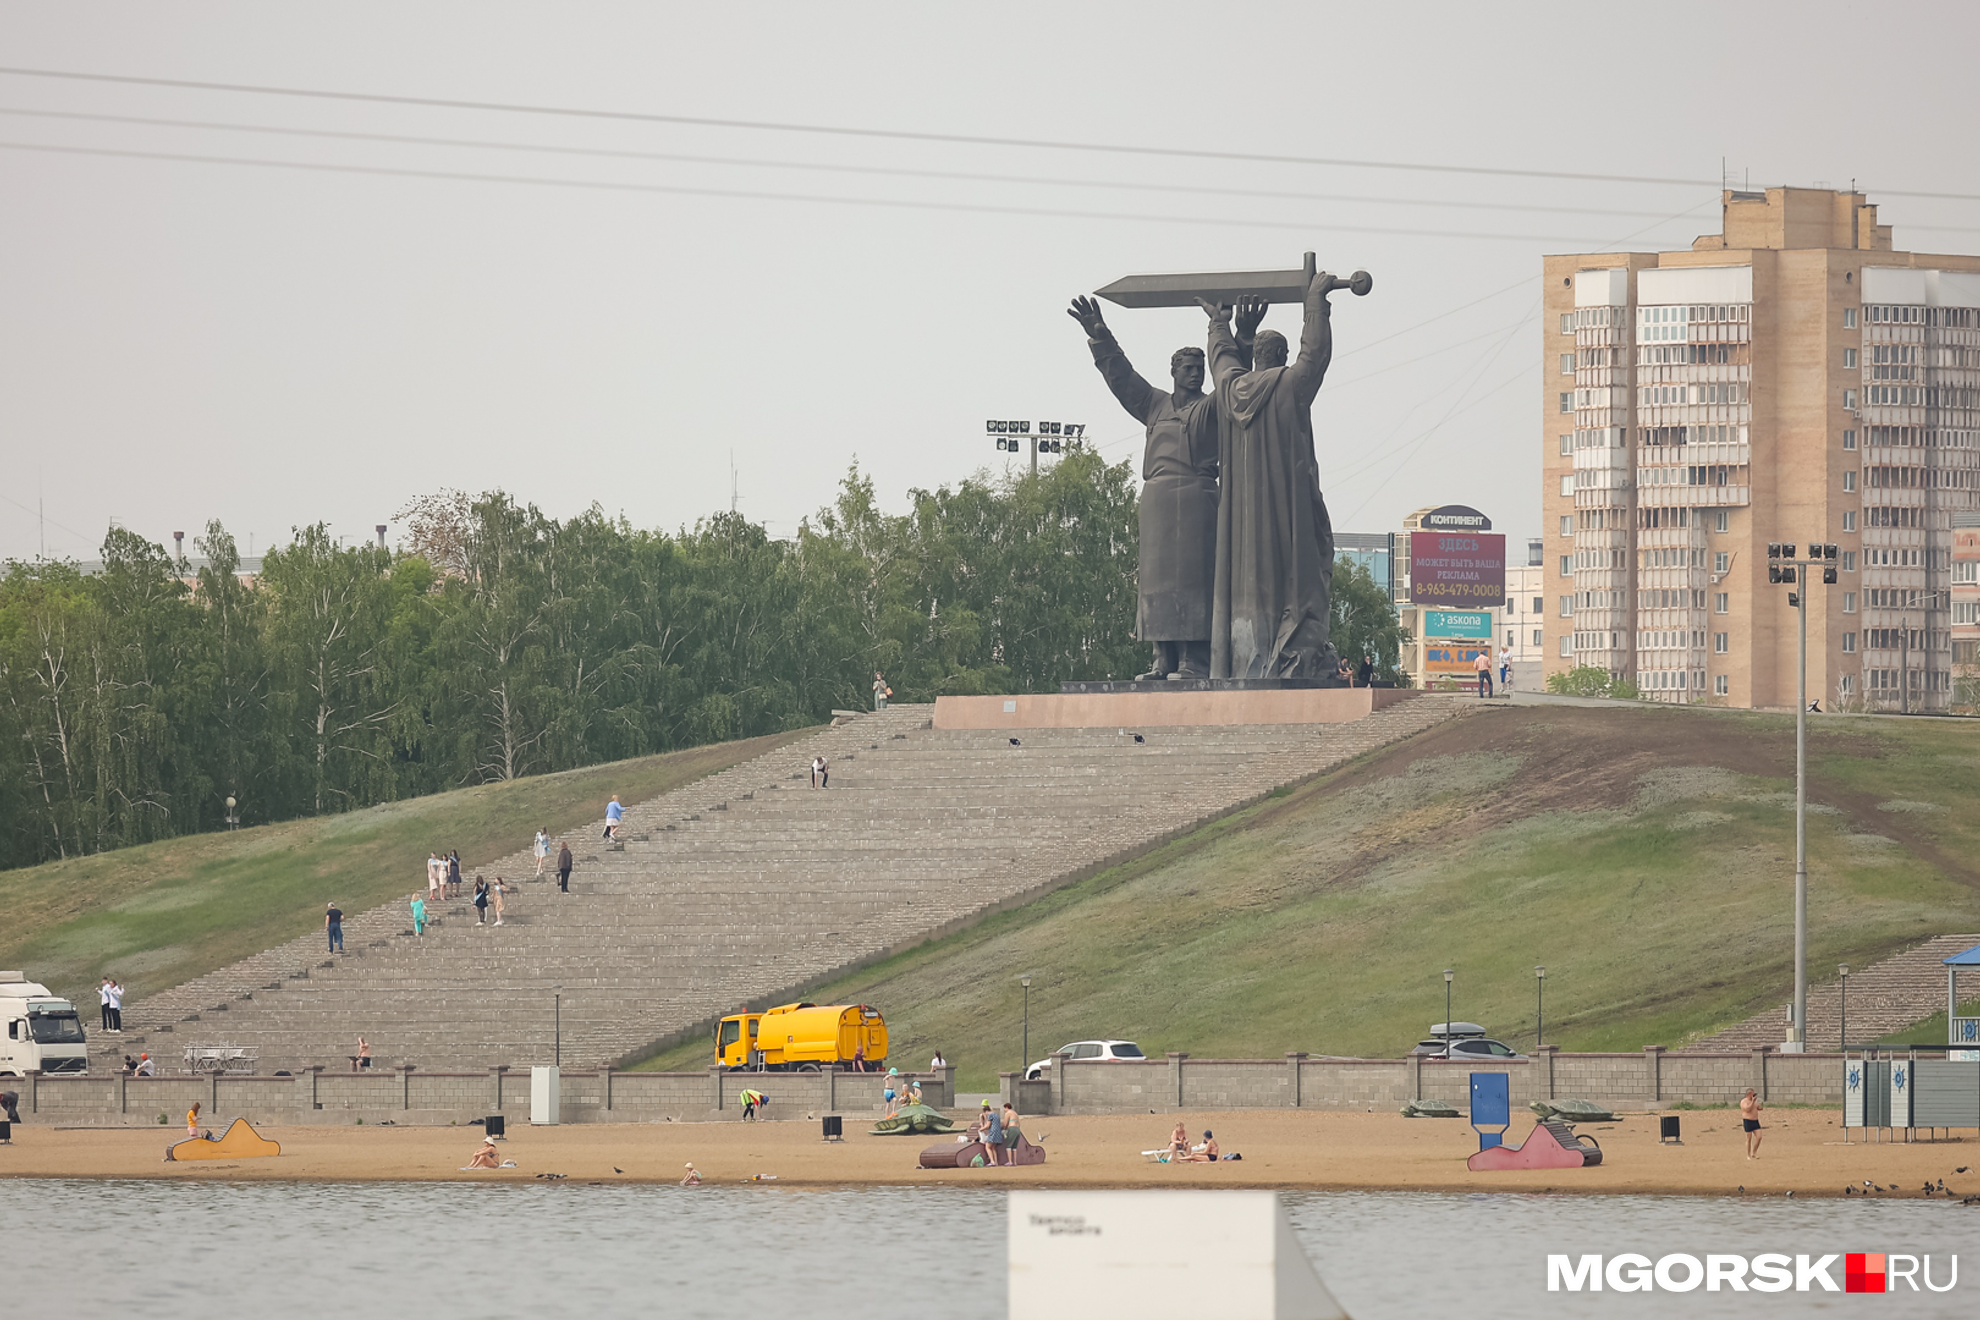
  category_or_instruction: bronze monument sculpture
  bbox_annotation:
[1074,254,1371,682]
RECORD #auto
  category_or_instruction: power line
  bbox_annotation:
[0,65,1732,189]
[0,139,1701,244]
[0,106,1713,223]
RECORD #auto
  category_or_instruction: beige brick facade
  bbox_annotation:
[1541,189,1980,710]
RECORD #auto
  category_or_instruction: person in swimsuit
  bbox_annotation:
[1184,1129,1219,1162]
[465,1137,501,1169]
[1740,1088,1764,1158]
[1165,1121,1190,1160]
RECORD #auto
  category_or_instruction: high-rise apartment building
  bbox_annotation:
[1542,188,1980,710]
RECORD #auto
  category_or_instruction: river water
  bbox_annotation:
[6,1180,1969,1318]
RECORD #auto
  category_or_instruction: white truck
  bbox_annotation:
[0,972,89,1075]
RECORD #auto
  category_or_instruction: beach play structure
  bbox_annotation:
[919,1133,1046,1168]
[165,1118,281,1162]
[1009,1190,1348,1320]
[1469,1073,1510,1149]
[1466,1119,1602,1171]
[869,1102,957,1135]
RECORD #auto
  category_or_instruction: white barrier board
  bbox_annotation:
[530,1065,560,1125]
[1009,1190,1348,1320]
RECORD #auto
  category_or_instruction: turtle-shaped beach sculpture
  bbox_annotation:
[869,1103,959,1136]
[1531,1098,1617,1123]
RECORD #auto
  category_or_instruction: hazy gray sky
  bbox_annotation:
[5,2,1978,563]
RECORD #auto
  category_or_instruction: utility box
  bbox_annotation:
[530,1066,560,1125]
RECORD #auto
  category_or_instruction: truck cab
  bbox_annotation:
[0,972,89,1076]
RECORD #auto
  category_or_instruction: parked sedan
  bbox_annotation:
[1412,1036,1524,1061]
[1024,1039,1145,1079]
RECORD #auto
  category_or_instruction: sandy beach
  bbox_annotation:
[5,1108,1975,1198]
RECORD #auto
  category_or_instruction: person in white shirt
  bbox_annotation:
[533,829,550,876]
[929,1049,948,1070]
[105,979,124,1033]
[98,979,114,1032]
[1498,645,1513,693]
[427,853,443,905]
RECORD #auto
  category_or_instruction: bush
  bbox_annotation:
[1545,666,1640,700]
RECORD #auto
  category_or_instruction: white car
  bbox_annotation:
[1024,1039,1145,1079]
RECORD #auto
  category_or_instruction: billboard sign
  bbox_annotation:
[1423,610,1492,639]
[1410,531,1506,607]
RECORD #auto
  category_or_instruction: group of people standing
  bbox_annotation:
[97,977,124,1033]
[535,828,574,891]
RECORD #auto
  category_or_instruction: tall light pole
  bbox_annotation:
[553,985,563,1068]
[988,420,1084,476]
[1535,965,1546,1049]
[1019,974,1032,1075]
[224,795,239,831]
[1443,968,1455,1054]
[1767,542,1838,1052]
[1838,964,1850,1053]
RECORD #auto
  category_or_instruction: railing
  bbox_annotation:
[1952,1017,1979,1047]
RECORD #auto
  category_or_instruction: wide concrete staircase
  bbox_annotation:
[1683,932,1980,1053]
[113,696,1463,1075]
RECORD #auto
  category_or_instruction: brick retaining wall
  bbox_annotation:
[11,1066,952,1128]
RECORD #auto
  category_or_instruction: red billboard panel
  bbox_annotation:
[1409,531,1506,607]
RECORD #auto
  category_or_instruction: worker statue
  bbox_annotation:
[1198,270,1339,680]
[1069,294,1262,679]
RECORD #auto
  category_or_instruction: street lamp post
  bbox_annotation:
[1443,968,1455,1055]
[1535,965,1546,1049]
[554,985,563,1068]
[1019,974,1032,1076]
[1766,542,1839,1052]
[224,795,238,831]
[1838,964,1850,1053]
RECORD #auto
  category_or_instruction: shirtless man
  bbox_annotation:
[1165,1121,1190,1160]
[1740,1088,1764,1158]
[1184,1129,1220,1163]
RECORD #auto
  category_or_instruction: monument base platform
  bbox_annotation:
[933,686,1421,730]
[1059,677,1347,694]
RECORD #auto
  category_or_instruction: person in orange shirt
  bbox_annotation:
[187,1102,203,1137]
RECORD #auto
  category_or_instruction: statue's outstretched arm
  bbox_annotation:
[1197,299,1246,391]
[1288,274,1335,405]
[1071,295,1156,420]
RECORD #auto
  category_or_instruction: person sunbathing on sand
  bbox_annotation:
[464,1138,502,1169]
[681,1163,702,1186]
[1165,1122,1190,1160]
[1182,1130,1219,1163]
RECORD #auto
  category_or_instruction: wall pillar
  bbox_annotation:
[825,1066,838,1113]
[1286,1052,1307,1108]
[489,1065,507,1113]
[26,1069,38,1114]
[1167,1053,1189,1111]
[299,1066,323,1114]
[602,1069,614,1113]
[1752,1047,1770,1101]
[1409,1051,1422,1101]
[710,1066,723,1113]
[998,1071,1018,1109]
[1535,1045,1557,1100]
[117,1070,128,1115]
[1643,1046,1665,1105]
[1051,1050,1073,1114]
[399,1064,416,1111]
[210,1070,221,1115]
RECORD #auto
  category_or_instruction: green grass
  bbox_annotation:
[0,728,815,1009]
[638,706,1980,1090]
[1874,997,1980,1047]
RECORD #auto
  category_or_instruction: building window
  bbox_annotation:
[1841,673,1855,694]
[1714,632,1729,654]
[1532,628,1543,646]
[1842,632,1857,653]
[1843,592,1856,614]
[1714,674,1729,696]
[1844,429,1857,450]
[1713,510,1729,534]
[1843,471,1856,492]
[1560,515,1573,537]
[1843,348,1858,369]
[1842,511,1857,532]
[1844,388,1858,409]
[1559,392,1572,415]
[1560,555,1572,578]
[1715,551,1729,574]
[1559,433,1572,456]
[1953,561,1977,585]
[1842,551,1856,572]
[1559,596,1574,618]
[1532,596,1544,615]
[1714,592,1729,614]
[1561,353,1575,375]
[1560,313,1573,335]
[1560,635,1573,657]
[1560,474,1574,497]
[1844,308,1858,330]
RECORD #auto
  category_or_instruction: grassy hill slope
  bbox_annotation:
[637,704,1980,1089]
[0,728,814,1010]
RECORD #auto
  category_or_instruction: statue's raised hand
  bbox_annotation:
[1067,295,1108,338]
[1310,270,1337,301]
[1234,295,1267,339]
[1194,297,1232,324]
